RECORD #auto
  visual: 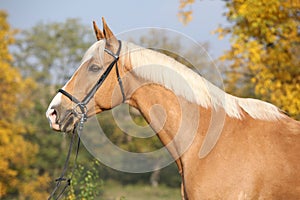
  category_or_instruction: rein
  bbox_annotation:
[48,40,124,199]
[47,120,83,200]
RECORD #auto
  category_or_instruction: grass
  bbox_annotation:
[101,180,181,200]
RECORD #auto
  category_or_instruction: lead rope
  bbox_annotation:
[48,115,85,200]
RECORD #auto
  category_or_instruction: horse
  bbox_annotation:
[46,18,300,199]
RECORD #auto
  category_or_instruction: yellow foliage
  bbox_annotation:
[0,10,49,199]
[64,187,76,200]
[0,12,14,63]
[179,0,195,9]
[213,0,300,119]
[178,0,195,25]
[19,173,51,200]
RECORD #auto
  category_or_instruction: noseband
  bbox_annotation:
[58,40,125,123]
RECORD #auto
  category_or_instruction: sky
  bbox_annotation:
[1,0,230,58]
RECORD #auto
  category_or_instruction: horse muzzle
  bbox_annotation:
[46,107,77,133]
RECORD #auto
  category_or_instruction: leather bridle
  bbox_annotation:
[58,40,125,123]
[48,40,125,200]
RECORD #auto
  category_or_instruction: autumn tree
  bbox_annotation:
[217,0,300,119]
[0,11,49,199]
[179,0,300,119]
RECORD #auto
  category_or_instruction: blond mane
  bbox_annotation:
[122,41,284,121]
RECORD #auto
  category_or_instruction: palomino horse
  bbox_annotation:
[46,18,300,199]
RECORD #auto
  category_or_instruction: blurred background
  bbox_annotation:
[0,0,299,199]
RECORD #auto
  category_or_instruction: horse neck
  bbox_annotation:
[123,42,214,159]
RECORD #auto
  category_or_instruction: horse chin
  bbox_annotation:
[61,124,76,133]
[60,114,78,133]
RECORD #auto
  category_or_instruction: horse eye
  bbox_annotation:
[89,64,102,72]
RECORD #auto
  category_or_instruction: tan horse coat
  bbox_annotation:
[46,19,300,199]
[129,83,300,199]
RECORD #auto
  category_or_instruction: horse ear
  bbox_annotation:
[102,17,118,47]
[93,21,104,41]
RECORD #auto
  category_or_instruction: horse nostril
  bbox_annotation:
[47,107,60,127]
[53,109,58,122]
[46,108,61,131]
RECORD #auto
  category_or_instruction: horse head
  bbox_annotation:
[46,18,127,133]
